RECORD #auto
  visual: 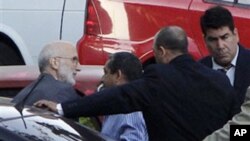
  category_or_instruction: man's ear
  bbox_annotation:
[116,69,123,79]
[233,28,239,42]
[159,46,167,56]
[50,57,59,70]
[233,28,238,35]
[202,34,206,39]
[116,69,126,85]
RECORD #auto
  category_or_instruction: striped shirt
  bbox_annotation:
[101,111,148,141]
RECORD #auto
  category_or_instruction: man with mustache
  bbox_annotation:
[12,40,82,105]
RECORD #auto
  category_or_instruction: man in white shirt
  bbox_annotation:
[199,6,250,105]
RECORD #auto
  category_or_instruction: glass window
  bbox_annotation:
[221,0,234,2]
[238,0,250,5]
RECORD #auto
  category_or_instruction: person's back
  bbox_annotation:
[12,73,81,105]
[203,86,250,141]
[137,53,238,140]
[12,40,82,105]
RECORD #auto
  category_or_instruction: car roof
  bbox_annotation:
[0,97,114,141]
[0,97,48,121]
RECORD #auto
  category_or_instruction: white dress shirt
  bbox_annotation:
[212,46,239,86]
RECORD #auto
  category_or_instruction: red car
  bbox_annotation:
[77,0,250,66]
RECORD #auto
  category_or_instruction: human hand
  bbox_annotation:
[34,100,58,113]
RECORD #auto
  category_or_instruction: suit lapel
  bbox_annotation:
[234,46,247,90]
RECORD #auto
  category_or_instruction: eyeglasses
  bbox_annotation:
[55,56,79,64]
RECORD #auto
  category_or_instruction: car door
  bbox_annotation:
[0,0,86,65]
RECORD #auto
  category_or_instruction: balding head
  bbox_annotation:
[38,40,76,72]
[38,40,79,85]
[153,26,188,64]
[154,26,188,53]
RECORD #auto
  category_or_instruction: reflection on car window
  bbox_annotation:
[220,0,250,5]
[206,0,250,6]
[239,0,250,5]
[2,116,85,141]
[221,0,234,2]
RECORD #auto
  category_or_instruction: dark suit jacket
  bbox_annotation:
[203,86,250,141]
[199,45,250,105]
[61,54,239,141]
[12,73,82,106]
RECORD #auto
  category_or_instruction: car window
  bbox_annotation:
[0,98,109,141]
[2,114,82,141]
[238,0,250,5]
[0,126,28,141]
[0,105,108,141]
[221,0,234,2]
[206,0,250,5]
[0,88,22,98]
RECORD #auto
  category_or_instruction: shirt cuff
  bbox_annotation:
[56,104,64,115]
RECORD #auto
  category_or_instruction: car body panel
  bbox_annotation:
[77,0,250,66]
[0,97,113,141]
[0,0,86,65]
[77,0,201,65]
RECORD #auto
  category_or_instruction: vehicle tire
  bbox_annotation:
[0,41,25,65]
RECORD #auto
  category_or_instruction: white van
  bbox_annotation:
[0,0,86,65]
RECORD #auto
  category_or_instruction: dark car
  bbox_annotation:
[0,97,114,141]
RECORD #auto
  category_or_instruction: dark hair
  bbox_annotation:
[107,52,143,81]
[200,6,235,35]
[154,26,188,53]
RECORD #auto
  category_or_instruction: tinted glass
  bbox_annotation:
[0,106,107,141]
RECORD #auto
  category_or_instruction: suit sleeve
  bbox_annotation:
[203,87,250,141]
[61,66,158,118]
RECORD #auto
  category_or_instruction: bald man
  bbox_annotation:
[12,40,82,105]
[35,26,238,141]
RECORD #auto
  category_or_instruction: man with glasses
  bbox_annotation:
[35,26,239,141]
[199,6,250,106]
[12,40,82,105]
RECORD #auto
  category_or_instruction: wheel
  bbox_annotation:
[0,42,25,65]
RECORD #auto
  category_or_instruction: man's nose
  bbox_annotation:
[101,75,105,81]
[75,62,81,71]
[217,39,225,49]
[75,64,81,72]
